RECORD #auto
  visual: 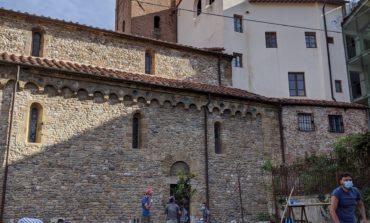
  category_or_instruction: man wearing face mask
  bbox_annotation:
[330,172,368,223]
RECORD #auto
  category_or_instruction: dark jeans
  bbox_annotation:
[141,216,150,223]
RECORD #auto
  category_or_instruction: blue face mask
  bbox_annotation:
[344,180,353,189]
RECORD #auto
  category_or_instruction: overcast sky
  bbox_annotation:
[0,0,115,30]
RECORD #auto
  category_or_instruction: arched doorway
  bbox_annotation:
[169,161,191,217]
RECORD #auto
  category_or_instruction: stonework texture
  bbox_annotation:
[0,10,232,87]
[282,106,368,164]
[0,67,277,222]
[116,0,180,42]
[0,8,368,223]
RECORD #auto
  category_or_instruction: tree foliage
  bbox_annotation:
[172,172,197,207]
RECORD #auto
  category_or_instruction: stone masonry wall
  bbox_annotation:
[0,11,232,86]
[116,0,180,42]
[0,66,16,206]
[282,106,368,164]
[0,66,275,223]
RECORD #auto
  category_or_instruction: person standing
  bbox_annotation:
[330,172,368,223]
[180,205,189,223]
[141,188,153,223]
[165,196,180,223]
[201,202,210,223]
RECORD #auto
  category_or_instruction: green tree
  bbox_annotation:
[172,172,197,207]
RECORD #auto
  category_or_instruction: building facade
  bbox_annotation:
[115,0,181,42]
[0,8,368,223]
[343,0,370,108]
[177,0,350,101]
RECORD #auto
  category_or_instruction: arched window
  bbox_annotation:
[132,113,141,148]
[122,20,126,32]
[28,103,43,143]
[154,16,160,29]
[145,50,154,75]
[196,0,202,16]
[31,31,42,57]
[170,161,190,176]
[214,122,221,154]
[209,0,215,4]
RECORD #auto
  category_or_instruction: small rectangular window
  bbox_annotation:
[298,113,314,131]
[327,36,334,44]
[328,115,344,133]
[335,80,343,93]
[305,32,317,48]
[265,32,277,48]
[234,15,243,33]
[288,72,306,96]
[233,53,243,68]
[209,0,215,4]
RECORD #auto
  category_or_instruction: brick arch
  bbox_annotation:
[77,89,89,101]
[170,161,190,176]
[24,82,39,92]
[44,85,57,97]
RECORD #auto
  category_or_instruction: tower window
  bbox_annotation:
[154,16,160,29]
[132,113,141,149]
[122,20,126,32]
[31,31,42,57]
[209,0,215,4]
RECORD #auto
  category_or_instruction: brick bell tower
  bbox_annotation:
[115,0,180,42]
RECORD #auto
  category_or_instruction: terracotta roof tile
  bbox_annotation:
[0,52,366,109]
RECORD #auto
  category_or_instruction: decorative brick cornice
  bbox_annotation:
[0,52,366,110]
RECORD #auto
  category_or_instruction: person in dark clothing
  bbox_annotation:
[165,196,180,223]
[330,172,368,223]
[201,202,210,223]
[180,205,189,223]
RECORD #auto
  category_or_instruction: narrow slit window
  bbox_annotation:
[145,50,154,74]
[214,122,221,154]
[28,103,42,143]
[132,113,141,148]
[197,0,202,16]
[31,31,42,57]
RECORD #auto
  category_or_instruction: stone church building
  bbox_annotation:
[0,7,367,223]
